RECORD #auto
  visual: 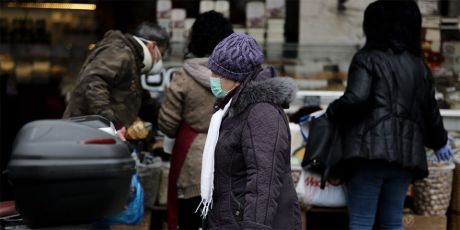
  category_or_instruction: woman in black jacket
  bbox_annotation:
[326,1,453,229]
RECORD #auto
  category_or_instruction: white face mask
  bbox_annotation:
[149,46,163,75]
[133,36,164,75]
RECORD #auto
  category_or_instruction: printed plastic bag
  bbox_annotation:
[295,169,347,207]
[96,174,145,226]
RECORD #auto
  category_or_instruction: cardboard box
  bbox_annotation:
[215,1,230,18]
[184,18,195,40]
[402,214,447,230]
[247,28,265,44]
[443,42,460,73]
[156,0,172,19]
[418,0,440,16]
[422,16,441,29]
[448,213,460,230]
[170,28,185,42]
[233,27,247,34]
[171,9,186,28]
[266,31,284,43]
[266,0,285,18]
[199,0,214,13]
[157,19,170,34]
[246,2,266,28]
[267,19,285,32]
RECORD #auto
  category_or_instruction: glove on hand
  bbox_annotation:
[126,119,150,140]
[435,143,453,161]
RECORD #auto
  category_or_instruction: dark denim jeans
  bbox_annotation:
[347,161,412,230]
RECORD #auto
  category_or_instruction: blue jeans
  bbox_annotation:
[347,161,412,230]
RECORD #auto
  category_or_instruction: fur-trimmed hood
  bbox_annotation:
[230,68,298,116]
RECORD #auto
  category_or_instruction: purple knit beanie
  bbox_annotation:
[208,32,264,81]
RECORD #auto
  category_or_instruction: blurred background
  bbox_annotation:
[0,0,459,229]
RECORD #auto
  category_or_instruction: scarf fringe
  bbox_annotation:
[195,199,213,218]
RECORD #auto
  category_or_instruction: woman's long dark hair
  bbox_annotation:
[363,0,422,56]
[186,11,233,58]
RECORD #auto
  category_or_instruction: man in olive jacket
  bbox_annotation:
[63,22,169,130]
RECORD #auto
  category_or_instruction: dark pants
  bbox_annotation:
[347,161,412,230]
[178,197,202,230]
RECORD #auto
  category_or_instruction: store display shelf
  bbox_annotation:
[0,43,88,59]
[296,90,343,98]
[291,90,460,131]
[440,109,460,131]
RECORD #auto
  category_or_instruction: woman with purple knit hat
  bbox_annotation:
[197,32,301,230]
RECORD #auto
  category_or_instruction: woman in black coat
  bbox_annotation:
[326,1,453,229]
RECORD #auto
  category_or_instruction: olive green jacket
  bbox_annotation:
[63,30,145,127]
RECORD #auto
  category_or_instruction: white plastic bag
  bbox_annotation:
[295,169,347,207]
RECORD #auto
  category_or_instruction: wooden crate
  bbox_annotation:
[448,213,460,230]
[403,214,447,230]
[451,163,460,212]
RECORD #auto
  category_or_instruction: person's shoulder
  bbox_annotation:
[351,48,384,70]
[167,67,192,92]
[171,67,189,82]
[103,30,123,38]
[98,30,134,50]
[353,49,374,62]
[246,102,281,120]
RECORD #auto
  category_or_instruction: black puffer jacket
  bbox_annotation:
[326,48,447,179]
[206,68,301,230]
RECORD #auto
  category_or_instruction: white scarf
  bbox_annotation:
[196,99,232,218]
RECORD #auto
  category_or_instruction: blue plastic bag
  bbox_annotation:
[96,174,144,226]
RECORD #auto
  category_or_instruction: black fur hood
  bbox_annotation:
[230,68,298,116]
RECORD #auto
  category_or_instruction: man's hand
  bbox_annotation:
[117,127,127,141]
[126,119,150,140]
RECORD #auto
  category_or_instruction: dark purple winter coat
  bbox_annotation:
[206,68,301,230]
